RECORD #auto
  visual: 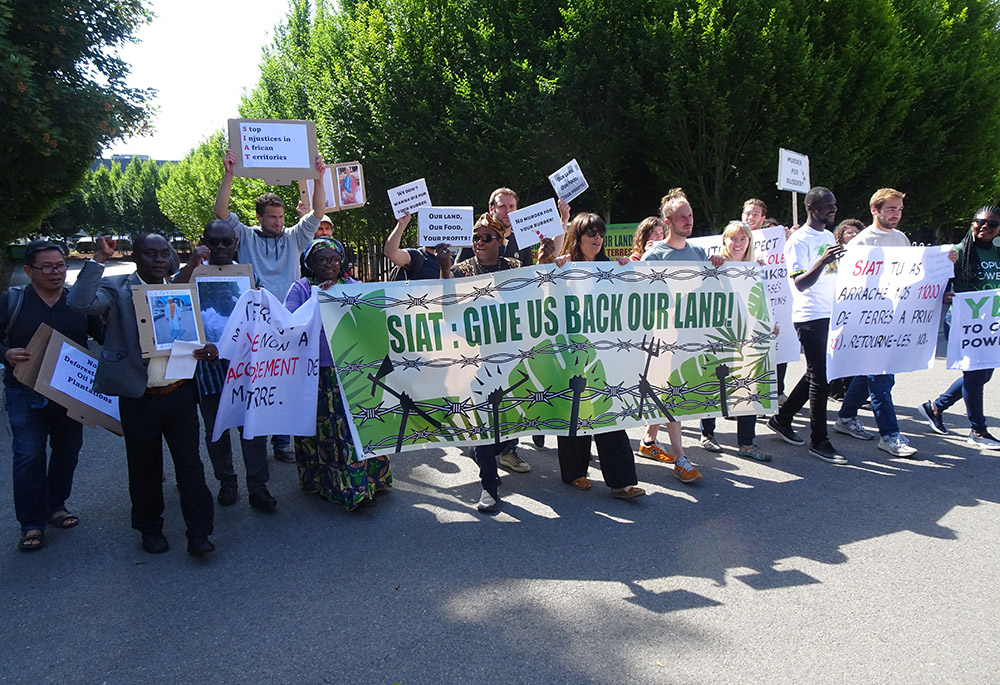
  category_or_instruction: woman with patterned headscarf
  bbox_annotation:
[284,238,391,510]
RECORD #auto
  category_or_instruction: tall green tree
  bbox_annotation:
[0,0,153,254]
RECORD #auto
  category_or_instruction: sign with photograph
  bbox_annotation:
[131,283,205,357]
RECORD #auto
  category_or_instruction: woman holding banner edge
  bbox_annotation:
[286,238,393,510]
[920,206,1000,448]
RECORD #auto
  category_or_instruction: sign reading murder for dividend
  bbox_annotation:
[776,148,810,193]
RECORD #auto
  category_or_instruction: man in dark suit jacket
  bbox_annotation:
[68,233,216,555]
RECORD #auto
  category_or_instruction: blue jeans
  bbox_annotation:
[6,385,83,532]
[934,368,994,434]
[839,374,899,437]
[472,439,515,495]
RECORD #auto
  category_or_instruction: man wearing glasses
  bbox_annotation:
[1,240,104,551]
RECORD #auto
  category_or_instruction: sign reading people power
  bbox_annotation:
[320,262,778,457]
[213,288,321,442]
[947,288,1000,371]
[508,198,564,248]
[548,158,589,202]
[418,206,474,246]
[827,245,954,379]
[387,178,432,219]
[688,225,797,364]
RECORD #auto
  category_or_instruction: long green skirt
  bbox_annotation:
[295,367,391,510]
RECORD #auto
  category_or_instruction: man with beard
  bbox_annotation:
[767,186,847,464]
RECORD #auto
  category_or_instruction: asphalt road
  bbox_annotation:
[1,316,998,683]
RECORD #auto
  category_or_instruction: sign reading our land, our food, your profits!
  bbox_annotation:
[320,262,779,458]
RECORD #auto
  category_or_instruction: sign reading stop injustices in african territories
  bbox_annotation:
[320,262,779,458]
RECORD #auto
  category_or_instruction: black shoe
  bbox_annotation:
[532,435,545,448]
[273,446,296,463]
[808,440,847,465]
[919,401,948,435]
[141,531,169,554]
[767,416,805,445]
[248,488,277,512]
[217,481,238,506]
[476,489,501,514]
[187,535,215,556]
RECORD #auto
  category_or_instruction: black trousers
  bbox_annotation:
[776,318,830,444]
[119,381,213,539]
[557,430,637,489]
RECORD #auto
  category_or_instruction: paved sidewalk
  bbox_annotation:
[1,339,998,683]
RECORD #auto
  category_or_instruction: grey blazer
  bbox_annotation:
[67,261,150,398]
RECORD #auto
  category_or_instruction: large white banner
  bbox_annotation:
[689,225,797,364]
[213,288,321,441]
[827,245,953,379]
[947,288,1000,371]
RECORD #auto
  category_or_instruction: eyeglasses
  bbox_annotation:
[972,218,1000,230]
[29,263,67,274]
[312,256,342,267]
[472,234,496,244]
[204,237,235,248]
[583,228,606,238]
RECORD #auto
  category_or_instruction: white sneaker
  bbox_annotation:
[476,489,500,513]
[878,433,918,458]
[967,431,1000,450]
[834,416,873,440]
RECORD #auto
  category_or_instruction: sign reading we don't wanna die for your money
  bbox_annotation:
[320,262,779,458]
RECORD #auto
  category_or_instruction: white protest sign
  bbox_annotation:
[827,245,954,379]
[776,148,810,193]
[213,288,321,441]
[689,225,797,364]
[387,178,432,219]
[508,198,564,249]
[548,158,589,202]
[418,206,474,246]
[947,289,1000,371]
[49,341,121,422]
[237,121,310,169]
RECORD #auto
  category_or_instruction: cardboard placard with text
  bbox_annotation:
[228,118,319,186]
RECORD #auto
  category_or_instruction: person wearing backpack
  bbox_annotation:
[383,211,453,280]
[1,240,105,551]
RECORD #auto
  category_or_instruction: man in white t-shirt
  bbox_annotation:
[767,186,847,464]
[832,188,918,457]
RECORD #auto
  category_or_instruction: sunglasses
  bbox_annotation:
[972,218,1000,230]
[472,234,496,243]
[584,228,606,238]
[204,237,235,248]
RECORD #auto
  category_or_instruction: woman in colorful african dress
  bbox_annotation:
[284,237,392,510]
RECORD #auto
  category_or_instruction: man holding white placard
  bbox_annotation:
[214,148,327,463]
[833,188,920,457]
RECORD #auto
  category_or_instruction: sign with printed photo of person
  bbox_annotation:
[132,283,205,357]
[192,265,254,344]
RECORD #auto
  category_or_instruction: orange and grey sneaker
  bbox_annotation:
[673,456,703,484]
[637,440,676,463]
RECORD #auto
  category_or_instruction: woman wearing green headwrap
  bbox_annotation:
[285,238,392,510]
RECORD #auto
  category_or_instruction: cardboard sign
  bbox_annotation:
[776,148,810,193]
[132,283,205,357]
[228,118,319,185]
[508,198,565,249]
[418,206,474,246]
[297,160,366,213]
[947,289,1000,371]
[191,264,255,344]
[13,324,123,435]
[212,287,321,441]
[548,158,589,202]
[387,178,432,219]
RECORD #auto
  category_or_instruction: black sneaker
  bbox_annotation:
[217,481,238,506]
[476,489,500,514]
[249,488,277,512]
[141,531,169,554]
[767,416,805,445]
[809,440,847,464]
[187,535,216,556]
[532,435,545,448]
[918,401,948,435]
[273,445,296,463]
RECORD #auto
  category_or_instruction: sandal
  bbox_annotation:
[48,511,79,529]
[570,477,592,491]
[17,529,44,552]
[611,486,646,500]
